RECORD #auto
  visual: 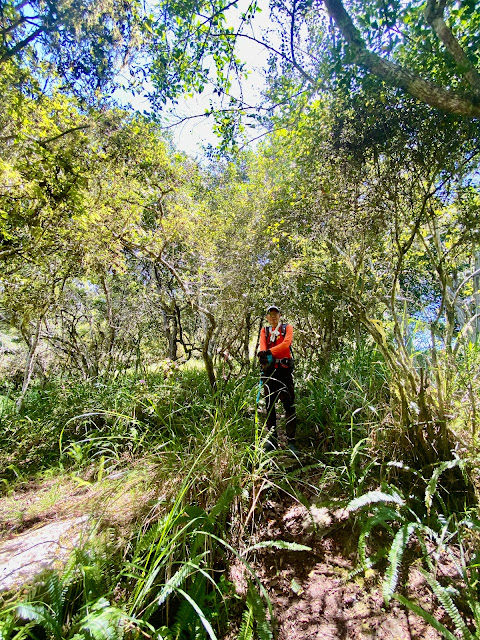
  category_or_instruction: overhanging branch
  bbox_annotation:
[323,0,480,118]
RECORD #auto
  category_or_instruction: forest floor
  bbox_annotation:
[0,463,446,639]
[230,494,443,640]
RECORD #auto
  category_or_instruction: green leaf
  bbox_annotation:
[16,603,62,639]
[246,540,311,553]
[420,569,475,640]
[383,522,419,604]
[425,459,468,515]
[175,588,218,640]
[393,594,458,640]
[348,491,404,512]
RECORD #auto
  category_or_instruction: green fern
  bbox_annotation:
[170,601,191,640]
[425,459,467,515]
[143,559,197,621]
[76,598,127,640]
[393,593,458,640]
[420,569,475,640]
[44,572,67,622]
[383,522,419,604]
[245,582,273,640]
[237,607,254,640]
[358,506,400,569]
[348,490,404,512]
[16,602,63,639]
[169,572,208,639]
[175,588,217,640]
[0,613,34,640]
[152,627,173,640]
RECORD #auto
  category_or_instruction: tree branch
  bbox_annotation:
[323,0,480,118]
[31,125,91,147]
[0,26,44,63]
[217,31,315,84]
[424,0,480,95]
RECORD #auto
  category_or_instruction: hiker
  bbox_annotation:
[257,305,297,453]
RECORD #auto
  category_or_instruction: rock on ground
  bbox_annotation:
[0,516,90,592]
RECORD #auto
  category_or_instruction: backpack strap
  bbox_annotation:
[264,323,294,370]
[265,324,288,345]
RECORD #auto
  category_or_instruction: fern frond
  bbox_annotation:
[44,573,66,621]
[0,613,34,640]
[393,594,457,640]
[383,522,419,604]
[246,583,273,640]
[170,597,194,639]
[171,571,209,638]
[348,490,404,512]
[420,569,474,640]
[246,540,311,553]
[153,627,173,640]
[76,599,127,640]
[425,459,467,515]
[358,505,403,568]
[142,559,199,622]
[237,607,254,640]
[175,588,217,640]
[16,602,63,639]
[386,461,418,476]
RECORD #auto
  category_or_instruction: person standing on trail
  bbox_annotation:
[257,305,297,453]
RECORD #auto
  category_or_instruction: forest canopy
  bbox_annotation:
[1,0,479,447]
[1,0,480,637]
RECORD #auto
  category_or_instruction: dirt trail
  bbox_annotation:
[0,476,444,638]
[231,498,442,640]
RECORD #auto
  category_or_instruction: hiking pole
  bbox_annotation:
[256,353,273,404]
[256,377,263,403]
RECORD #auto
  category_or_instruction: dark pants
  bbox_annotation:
[262,368,296,443]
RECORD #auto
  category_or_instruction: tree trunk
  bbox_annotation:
[474,249,480,340]
[16,316,43,412]
[323,0,480,118]
[202,311,217,391]
[243,312,252,365]
[157,255,217,389]
[101,275,116,376]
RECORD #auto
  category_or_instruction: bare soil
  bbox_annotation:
[0,469,452,639]
[229,497,444,640]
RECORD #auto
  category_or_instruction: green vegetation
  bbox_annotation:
[1,344,479,638]
[1,0,480,637]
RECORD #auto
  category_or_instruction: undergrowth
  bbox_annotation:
[0,344,479,639]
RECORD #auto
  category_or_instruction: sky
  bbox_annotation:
[117,0,274,159]
[167,5,272,158]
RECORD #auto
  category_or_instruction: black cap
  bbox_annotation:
[266,304,280,313]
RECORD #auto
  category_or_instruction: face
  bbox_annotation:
[266,310,281,327]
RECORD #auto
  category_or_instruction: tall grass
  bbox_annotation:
[1,341,478,639]
[297,341,389,453]
[0,365,279,639]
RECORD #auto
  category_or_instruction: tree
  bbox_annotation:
[0,79,191,393]
[138,0,480,150]
[322,0,480,118]
[260,92,480,462]
[0,0,143,98]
